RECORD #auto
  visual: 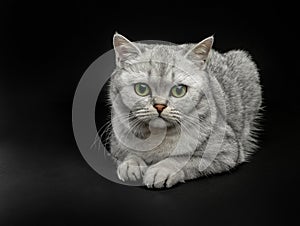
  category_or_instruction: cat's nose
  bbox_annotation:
[153,104,167,114]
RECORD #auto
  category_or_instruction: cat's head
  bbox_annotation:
[110,33,213,128]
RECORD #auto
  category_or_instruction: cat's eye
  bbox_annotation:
[170,85,187,98]
[134,83,151,96]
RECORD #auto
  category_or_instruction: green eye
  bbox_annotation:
[171,85,187,98]
[134,83,151,96]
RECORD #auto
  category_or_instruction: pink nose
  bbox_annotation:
[154,104,166,113]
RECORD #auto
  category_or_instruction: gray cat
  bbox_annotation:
[108,33,262,188]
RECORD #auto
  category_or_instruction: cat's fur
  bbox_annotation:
[108,33,262,188]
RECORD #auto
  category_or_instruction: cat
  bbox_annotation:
[108,33,262,188]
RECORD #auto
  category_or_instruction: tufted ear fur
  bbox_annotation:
[185,36,214,66]
[113,33,141,65]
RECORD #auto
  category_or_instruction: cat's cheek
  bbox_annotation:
[182,92,202,113]
[170,98,195,114]
[119,90,147,110]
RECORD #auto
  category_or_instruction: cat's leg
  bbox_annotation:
[181,136,240,180]
[143,135,239,188]
[143,157,185,188]
[117,154,148,182]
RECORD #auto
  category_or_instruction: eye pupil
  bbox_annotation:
[139,84,146,93]
[176,87,182,94]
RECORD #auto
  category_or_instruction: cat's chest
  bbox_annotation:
[136,131,181,164]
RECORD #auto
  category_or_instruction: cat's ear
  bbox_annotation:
[113,33,141,64]
[185,36,214,64]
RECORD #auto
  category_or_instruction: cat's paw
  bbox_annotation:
[117,157,147,182]
[143,163,185,188]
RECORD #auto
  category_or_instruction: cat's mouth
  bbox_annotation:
[130,109,180,128]
[151,114,178,128]
[149,117,167,129]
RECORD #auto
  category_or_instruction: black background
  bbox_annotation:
[1,2,299,225]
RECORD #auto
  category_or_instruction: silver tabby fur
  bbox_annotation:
[108,33,262,188]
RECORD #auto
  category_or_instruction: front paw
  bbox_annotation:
[117,157,147,182]
[143,163,185,188]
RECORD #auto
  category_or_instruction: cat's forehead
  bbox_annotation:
[141,44,189,62]
[120,43,204,86]
[134,44,194,76]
